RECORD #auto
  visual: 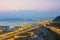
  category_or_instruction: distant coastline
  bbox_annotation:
[0,17,54,22]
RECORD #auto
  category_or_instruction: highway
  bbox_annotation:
[0,21,59,40]
[0,24,41,40]
[41,21,60,34]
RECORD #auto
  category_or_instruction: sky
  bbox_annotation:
[0,0,60,19]
[0,0,60,11]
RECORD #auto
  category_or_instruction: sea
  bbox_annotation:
[0,21,41,29]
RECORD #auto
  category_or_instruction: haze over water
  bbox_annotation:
[0,0,60,28]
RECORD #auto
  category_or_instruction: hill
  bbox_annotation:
[52,16,60,28]
[53,16,60,21]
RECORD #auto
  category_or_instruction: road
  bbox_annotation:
[0,25,41,40]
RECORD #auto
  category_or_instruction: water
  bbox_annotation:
[0,21,41,28]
